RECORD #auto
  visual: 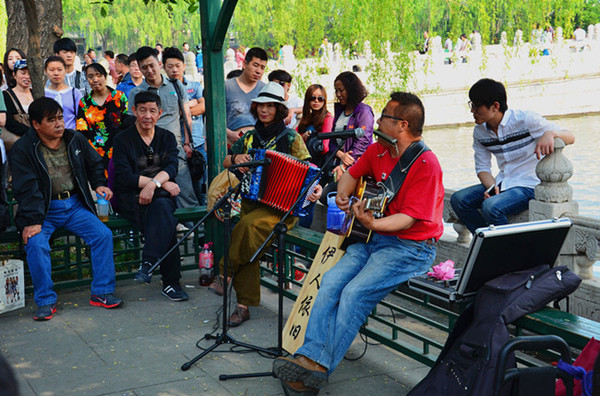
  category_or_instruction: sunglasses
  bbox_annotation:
[275,80,289,87]
[146,146,154,167]
[310,96,325,103]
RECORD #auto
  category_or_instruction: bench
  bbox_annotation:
[0,206,207,293]
[261,226,600,367]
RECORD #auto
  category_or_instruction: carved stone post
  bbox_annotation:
[529,137,598,278]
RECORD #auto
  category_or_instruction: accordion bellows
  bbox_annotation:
[241,149,320,217]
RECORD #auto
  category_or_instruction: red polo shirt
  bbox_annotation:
[348,141,444,241]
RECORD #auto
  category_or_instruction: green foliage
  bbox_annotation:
[63,0,600,56]
[0,2,6,54]
[63,0,202,53]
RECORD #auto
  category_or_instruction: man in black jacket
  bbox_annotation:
[10,97,121,321]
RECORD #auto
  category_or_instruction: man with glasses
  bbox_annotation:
[10,97,121,321]
[112,91,188,302]
[273,92,444,393]
[451,78,575,234]
[268,69,303,128]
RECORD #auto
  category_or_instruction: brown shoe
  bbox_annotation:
[228,305,250,327]
[273,355,328,389]
[208,276,224,296]
[279,378,319,395]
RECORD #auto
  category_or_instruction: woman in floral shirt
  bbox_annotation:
[76,63,129,170]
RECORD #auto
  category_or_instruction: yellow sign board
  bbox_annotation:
[282,231,347,354]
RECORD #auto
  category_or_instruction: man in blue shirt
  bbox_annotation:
[163,47,207,205]
[116,54,144,99]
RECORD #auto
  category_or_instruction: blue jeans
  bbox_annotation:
[295,233,435,373]
[450,184,535,234]
[24,195,116,306]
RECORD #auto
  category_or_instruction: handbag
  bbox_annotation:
[170,79,206,182]
[7,89,30,128]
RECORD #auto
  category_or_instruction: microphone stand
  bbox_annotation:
[218,135,353,381]
[181,171,279,372]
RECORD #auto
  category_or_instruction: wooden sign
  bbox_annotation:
[282,231,347,355]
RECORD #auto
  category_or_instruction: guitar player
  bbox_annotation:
[273,92,445,393]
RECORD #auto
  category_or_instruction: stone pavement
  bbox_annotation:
[0,269,430,395]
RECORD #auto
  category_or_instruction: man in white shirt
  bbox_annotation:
[450,78,575,233]
[51,38,90,95]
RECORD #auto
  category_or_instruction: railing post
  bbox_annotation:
[529,137,599,279]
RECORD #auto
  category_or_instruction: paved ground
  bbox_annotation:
[0,269,430,396]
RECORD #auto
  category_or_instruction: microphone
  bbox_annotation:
[229,158,271,169]
[373,129,398,146]
[316,128,365,140]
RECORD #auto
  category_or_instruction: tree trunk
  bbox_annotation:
[5,0,63,98]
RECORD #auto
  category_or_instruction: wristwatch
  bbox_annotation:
[150,179,161,189]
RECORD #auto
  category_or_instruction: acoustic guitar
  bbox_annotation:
[341,177,388,243]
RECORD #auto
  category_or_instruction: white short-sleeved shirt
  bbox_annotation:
[472,109,561,190]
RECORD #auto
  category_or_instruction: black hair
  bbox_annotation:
[84,62,108,77]
[29,97,63,125]
[389,91,425,136]
[226,69,242,79]
[135,46,159,63]
[87,48,95,54]
[115,53,129,65]
[155,43,163,49]
[162,47,184,64]
[104,50,114,59]
[134,90,162,108]
[127,53,137,65]
[53,38,77,54]
[44,55,66,69]
[334,71,368,111]
[3,48,26,88]
[244,47,268,63]
[268,69,292,83]
[469,78,508,113]
[250,102,289,124]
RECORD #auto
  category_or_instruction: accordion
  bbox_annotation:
[241,149,320,217]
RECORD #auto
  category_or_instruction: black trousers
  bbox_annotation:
[121,196,181,286]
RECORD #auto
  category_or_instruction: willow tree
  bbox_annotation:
[5,0,63,97]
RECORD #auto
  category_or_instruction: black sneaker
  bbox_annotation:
[33,303,57,321]
[90,293,123,309]
[134,263,152,284]
[162,284,189,301]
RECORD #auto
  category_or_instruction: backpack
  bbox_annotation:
[408,264,581,396]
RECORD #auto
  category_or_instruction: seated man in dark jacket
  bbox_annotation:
[112,91,187,302]
[10,97,121,321]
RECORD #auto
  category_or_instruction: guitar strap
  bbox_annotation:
[380,139,430,201]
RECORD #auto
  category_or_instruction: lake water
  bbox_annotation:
[423,113,600,218]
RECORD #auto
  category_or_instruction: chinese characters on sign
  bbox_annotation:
[282,232,347,354]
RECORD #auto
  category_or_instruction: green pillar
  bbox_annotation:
[199,0,238,265]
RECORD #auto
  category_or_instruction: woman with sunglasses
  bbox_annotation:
[209,82,322,327]
[331,71,374,179]
[76,63,129,170]
[297,84,334,169]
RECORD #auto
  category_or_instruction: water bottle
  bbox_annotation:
[199,242,214,286]
[96,193,110,222]
[326,192,346,234]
